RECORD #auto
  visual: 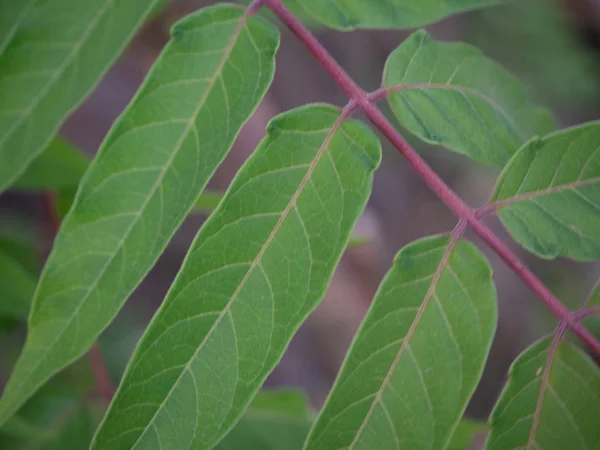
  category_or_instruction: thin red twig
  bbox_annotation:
[263,0,600,357]
[41,192,115,404]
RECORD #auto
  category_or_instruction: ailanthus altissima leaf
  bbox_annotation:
[486,337,600,450]
[303,235,497,450]
[217,389,312,450]
[297,0,508,30]
[383,30,554,167]
[491,122,600,260]
[0,0,36,55]
[0,4,278,427]
[0,0,165,193]
[91,105,381,450]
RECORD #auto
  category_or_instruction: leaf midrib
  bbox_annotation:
[1,10,249,422]
[129,113,349,449]
[495,176,600,210]
[345,236,460,450]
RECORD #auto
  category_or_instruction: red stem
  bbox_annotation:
[263,0,600,357]
[41,192,114,404]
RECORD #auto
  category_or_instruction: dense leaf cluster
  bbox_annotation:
[0,0,598,449]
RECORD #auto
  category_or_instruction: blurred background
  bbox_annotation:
[1,0,600,446]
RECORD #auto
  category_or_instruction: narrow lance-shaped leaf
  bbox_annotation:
[491,121,600,260]
[91,104,381,450]
[0,0,36,55]
[304,235,497,450]
[0,0,162,193]
[0,4,279,427]
[217,389,313,450]
[486,337,600,450]
[0,249,35,320]
[296,0,508,30]
[383,30,554,167]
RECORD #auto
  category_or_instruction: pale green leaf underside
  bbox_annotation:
[91,104,381,450]
[0,0,36,55]
[492,122,600,260]
[296,0,507,30]
[0,249,35,320]
[384,30,554,167]
[0,0,166,193]
[12,138,89,191]
[487,338,600,450]
[0,4,278,427]
[217,389,312,450]
[304,235,497,450]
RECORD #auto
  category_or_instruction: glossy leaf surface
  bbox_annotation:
[491,122,600,260]
[91,105,381,450]
[487,338,600,450]
[304,235,497,450]
[0,0,162,193]
[383,30,554,167]
[0,4,278,427]
[297,0,507,30]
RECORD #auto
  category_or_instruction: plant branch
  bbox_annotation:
[41,192,115,404]
[262,0,600,357]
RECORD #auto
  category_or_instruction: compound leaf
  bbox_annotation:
[383,30,554,167]
[487,337,600,450]
[491,122,600,260]
[91,104,381,450]
[297,0,508,30]
[304,235,497,450]
[0,4,278,427]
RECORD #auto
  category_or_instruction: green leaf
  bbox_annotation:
[0,0,36,55]
[0,217,40,275]
[0,386,93,450]
[0,4,279,427]
[449,419,487,450]
[298,0,509,30]
[383,30,554,167]
[217,389,313,450]
[12,138,89,191]
[91,104,381,450]
[304,235,497,450]
[192,190,224,214]
[0,249,35,320]
[0,415,56,442]
[491,122,600,260]
[468,1,600,108]
[0,0,162,193]
[486,337,600,450]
